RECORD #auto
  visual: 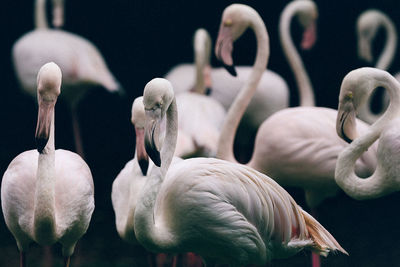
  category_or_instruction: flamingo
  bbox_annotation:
[12,0,122,157]
[112,97,204,267]
[335,67,400,199]
[1,62,95,267]
[132,76,347,267]
[356,9,399,123]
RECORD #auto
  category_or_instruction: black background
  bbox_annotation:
[1,0,400,266]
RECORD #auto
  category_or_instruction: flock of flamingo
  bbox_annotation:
[1,0,400,266]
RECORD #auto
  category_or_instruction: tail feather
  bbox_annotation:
[302,210,348,256]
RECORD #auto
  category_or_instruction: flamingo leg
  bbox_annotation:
[310,208,321,267]
[147,252,156,267]
[71,107,85,159]
[64,256,71,267]
[42,246,53,267]
[20,251,26,267]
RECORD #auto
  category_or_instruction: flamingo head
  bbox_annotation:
[143,78,174,167]
[215,4,261,77]
[35,62,62,153]
[357,10,383,63]
[296,0,318,50]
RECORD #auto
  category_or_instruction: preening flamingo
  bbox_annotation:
[1,62,94,267]
[335,67,400,199]
[216,1,378,208]
[133,77,347,266]
[356,9,399,123]
[12,0,122,157]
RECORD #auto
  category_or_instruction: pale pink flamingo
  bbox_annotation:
[1,62,94,267]
[12,0,122,157]
[335,67,400,199]
[132,76,347,267]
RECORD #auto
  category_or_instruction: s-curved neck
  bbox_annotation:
[217,14,269,162]
[375,14,397,71]
[34,112,57,244]
[335,71,400,200]
[35,0,49,29]
[279,2,315,106]
[134,99,178,251]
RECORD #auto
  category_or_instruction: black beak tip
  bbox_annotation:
[138,158,149,175]
[151,151,161,167]
[113,83,126,98]
[223,63,237,77]
[36,137,48,153]
[205,87,212,96]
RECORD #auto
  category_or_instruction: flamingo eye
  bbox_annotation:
[224,19,233,27]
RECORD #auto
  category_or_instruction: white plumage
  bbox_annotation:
[1,63,94,267]
[335,67,400,200]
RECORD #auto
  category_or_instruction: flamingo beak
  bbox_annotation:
[135,127,149,175]
[336,103,358,143]
[215,25,237,77]
[35,101,54,153]
[358,38,373,63]
[301,22,317,50]
[144,117,161,167]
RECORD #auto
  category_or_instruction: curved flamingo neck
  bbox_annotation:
[336,70,400,200]
[34,112,57,244]
[217,14,269,163]
[375,14,397,71]
[134,99,178,251]
[279,1,315,106]
[35,0,49,29]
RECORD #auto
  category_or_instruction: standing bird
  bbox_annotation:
[112,97,151,244]
[335,67,400,200]
[356,9,399,124]
[1,62,95,267]
[12,0,122,157]
[112,97,198,267]
[133,77,347,267]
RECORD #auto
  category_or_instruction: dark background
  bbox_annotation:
[1,0,400,266]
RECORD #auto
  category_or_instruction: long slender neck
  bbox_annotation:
[279,3,315,106]
[376,15,397,70]
[134,99,178,252]
[335,72,400,200]
[217,17,269,162]
[194,38,210,94]
[35,0,49,29]
[33,112,57,244]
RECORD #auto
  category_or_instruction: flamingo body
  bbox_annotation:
[13,29,119,105]
[1,149,94,255]
[248,106,377,206]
